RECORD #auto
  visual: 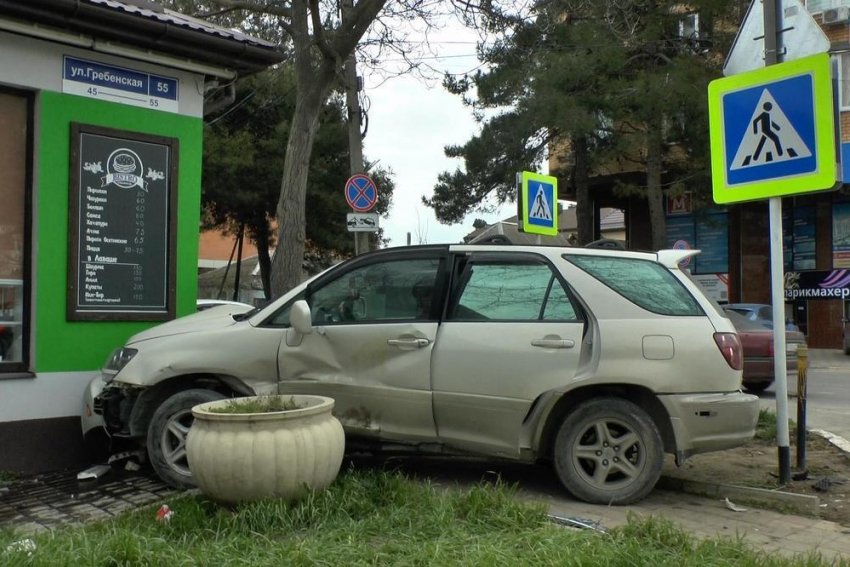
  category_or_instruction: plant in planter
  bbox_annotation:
[186,394,344,505]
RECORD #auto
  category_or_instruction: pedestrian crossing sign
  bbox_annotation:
[708,53,836,204]
[520,171,558,236]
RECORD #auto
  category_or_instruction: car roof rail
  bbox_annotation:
[585,239,625,250]
[473,235,513,245]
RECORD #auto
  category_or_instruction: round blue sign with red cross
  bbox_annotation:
[345,174,378,213]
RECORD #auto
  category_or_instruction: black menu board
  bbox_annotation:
[68,123,178,321]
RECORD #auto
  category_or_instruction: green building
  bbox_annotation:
[0,0,283,472]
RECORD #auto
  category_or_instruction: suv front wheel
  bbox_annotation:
[553,397,663,505]
[147,389,225,488]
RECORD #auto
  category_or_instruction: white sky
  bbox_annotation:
[360,21,510,247]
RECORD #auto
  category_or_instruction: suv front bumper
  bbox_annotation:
[81,373,106,436]
[659,391,759,462]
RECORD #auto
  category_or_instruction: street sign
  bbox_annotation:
[723,0,829,77]
[345,174,378,212]
[708,53,836,204]
[519,171,558,236]
[672,239,692,268]
[346,213,379,232]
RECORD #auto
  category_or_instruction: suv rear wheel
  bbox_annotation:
[553,397,663,505]
[147,389,225,488]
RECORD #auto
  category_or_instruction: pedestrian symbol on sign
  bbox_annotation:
[731,90,811,170]
[530,184,553,221]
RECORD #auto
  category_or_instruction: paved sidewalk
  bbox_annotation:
[0,468,175,535]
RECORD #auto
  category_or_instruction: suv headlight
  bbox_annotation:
[102,347,138,382]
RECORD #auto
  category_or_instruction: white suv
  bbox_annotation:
[83,244,758,504]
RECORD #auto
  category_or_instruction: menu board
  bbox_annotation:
[67,124,178,321]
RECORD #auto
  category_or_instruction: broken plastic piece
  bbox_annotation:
[76,465,111,481]
[547,514,607,533]
[725,498,748,512]
[5,538,36,556]
[124,460,141,472]
[156,504,173,523]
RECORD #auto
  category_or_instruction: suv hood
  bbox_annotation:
[127,305,253,344]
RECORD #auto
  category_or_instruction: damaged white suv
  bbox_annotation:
[83,244,758,504]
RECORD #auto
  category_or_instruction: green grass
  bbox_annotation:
[207,395,303,414]
[0,470,18,483]
[0,468,840,566]
[756,409,798,442]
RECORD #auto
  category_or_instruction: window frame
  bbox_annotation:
[564,254,706,317]
[446,252,584,324]
[0,86,34,376]
[268,248,449,328]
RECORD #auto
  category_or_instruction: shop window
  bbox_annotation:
[0,90,31,372]
[782,205,816,271]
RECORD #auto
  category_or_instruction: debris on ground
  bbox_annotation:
[5,539,36,556]
[107,450,147,465]
[156,504,173,524]
[792,470,809,481]
[725,498,748,513]
[124,460,141,472]
[547,514,607,533]
[76,465,111,481]
[813,477,846,493]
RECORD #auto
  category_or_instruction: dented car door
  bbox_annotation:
[277,249,446,441]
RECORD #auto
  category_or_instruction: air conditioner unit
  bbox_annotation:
[823,7,850,25]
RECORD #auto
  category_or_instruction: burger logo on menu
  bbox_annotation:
[102,148,147,191]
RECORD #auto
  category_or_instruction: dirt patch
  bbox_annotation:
[663,433,850,525]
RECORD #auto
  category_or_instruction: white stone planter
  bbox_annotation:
[186,395,345,504]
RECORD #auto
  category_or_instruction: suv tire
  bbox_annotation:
[553,397,663,505]
[147,389,225,488]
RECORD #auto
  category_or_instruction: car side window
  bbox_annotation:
[309,258,440,325]
[451,261,579,322]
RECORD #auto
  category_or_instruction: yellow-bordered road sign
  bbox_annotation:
[708,53,836,204]
[520,171,558,236]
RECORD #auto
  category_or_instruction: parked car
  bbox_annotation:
[723,303,800,332]
[82,245,758,505]
[196,299,253,312]
[724,310,806,393]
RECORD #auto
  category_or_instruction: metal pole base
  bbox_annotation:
[779,445,791,485]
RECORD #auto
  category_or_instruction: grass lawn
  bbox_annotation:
[0,467,838,566]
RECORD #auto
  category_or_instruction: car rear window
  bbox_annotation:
[564,255,704,316]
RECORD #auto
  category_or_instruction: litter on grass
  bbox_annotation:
[725,498,748,512]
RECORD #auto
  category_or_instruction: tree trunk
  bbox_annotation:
[270,85,328,297]
[645,119,667,251]
[255,222,272,302]
[573,135,593,246]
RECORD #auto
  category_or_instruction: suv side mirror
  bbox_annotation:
[290,300,313,336]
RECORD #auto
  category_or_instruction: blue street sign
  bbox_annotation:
[520,171,558,236]
[708,53,836,203]
[345,174,378,213]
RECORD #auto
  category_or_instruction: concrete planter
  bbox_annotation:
[186,395,344,504]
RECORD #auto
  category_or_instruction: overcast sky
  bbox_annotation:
[360,21,510,247]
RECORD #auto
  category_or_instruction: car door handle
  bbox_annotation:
[531,339,575,349]
[387,338,430,348]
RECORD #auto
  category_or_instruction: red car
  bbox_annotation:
[724,309,806,393]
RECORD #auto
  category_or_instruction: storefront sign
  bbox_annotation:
[692,273,730,303]
[833,202,850,268]
[785,269,850,300]
[63,57,179,114]
[67,123,178,321]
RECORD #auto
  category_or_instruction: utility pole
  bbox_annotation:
[342,0,365,256]
[763,0,791,485]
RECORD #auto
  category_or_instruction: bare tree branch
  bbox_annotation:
[308,0,340,63]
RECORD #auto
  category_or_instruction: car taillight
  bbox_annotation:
[714,333,743,370]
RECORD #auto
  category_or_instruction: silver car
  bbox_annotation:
[83,244,758,504]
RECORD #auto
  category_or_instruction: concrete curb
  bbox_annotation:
[810,429,850,454]
[657,476,821,515]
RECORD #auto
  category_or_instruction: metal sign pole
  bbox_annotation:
[763,0,791,484]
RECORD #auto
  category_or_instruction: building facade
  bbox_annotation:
[0,0,282,471]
